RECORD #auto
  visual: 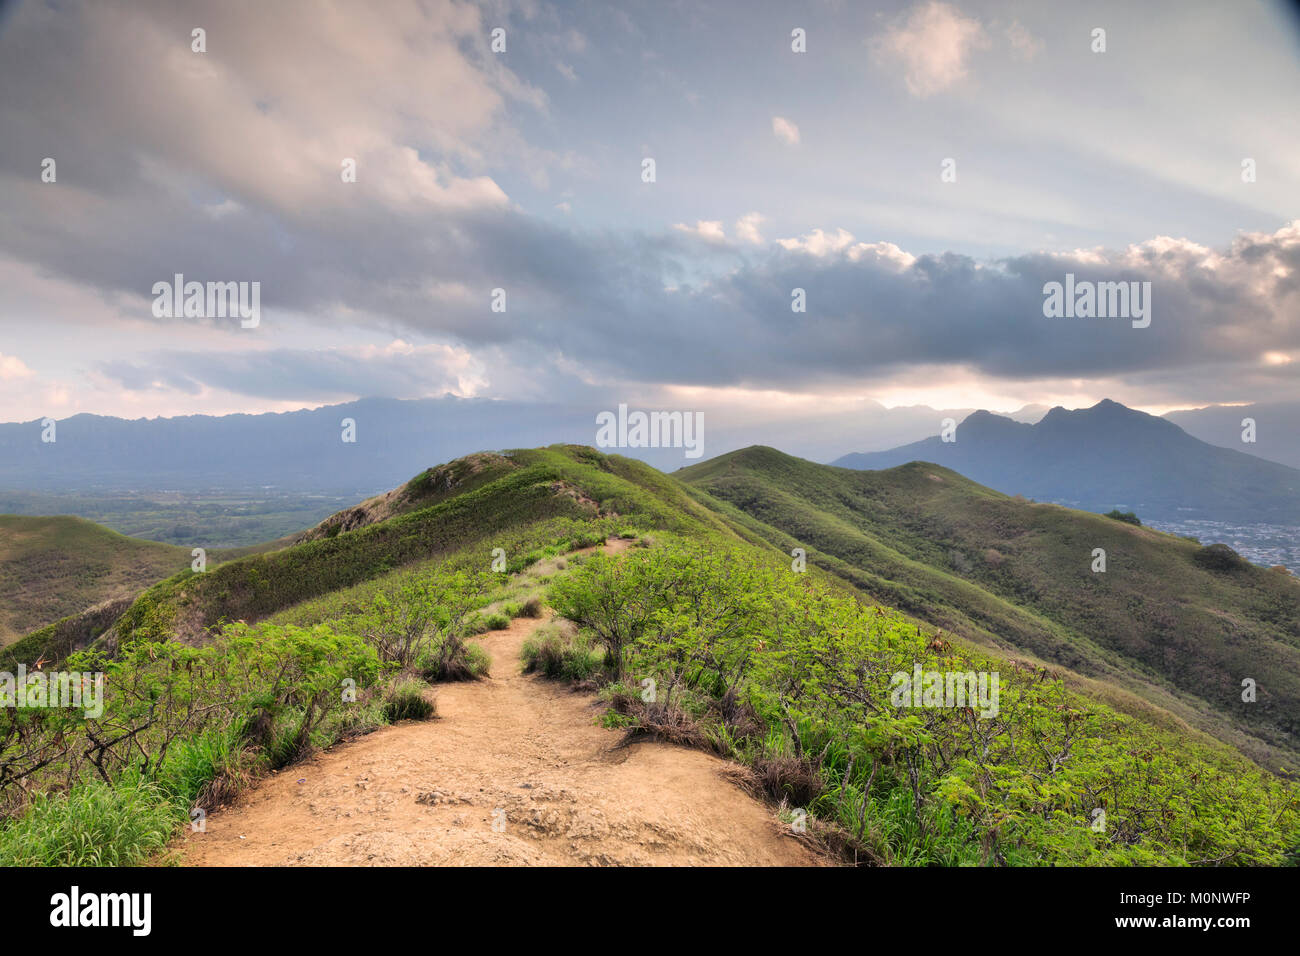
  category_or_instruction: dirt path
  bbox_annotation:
[179,547,821,866]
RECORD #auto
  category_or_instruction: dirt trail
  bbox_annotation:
[180,543,821,866]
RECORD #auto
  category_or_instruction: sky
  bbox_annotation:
[0,0,1298,430]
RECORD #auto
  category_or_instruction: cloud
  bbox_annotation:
[98,340,488,402]
[563,30,588,54]
[873,1,990,97]
[776,229,919,267]
[777,227,856,256]
[3,0,1299,420]
[15,205,1300,412]
[0,352,33,381]
[1005,20,1043,60]
[435,217,1300,408]
[771,116,800,145]
[0,0,536,226]
[735,212,765,244]
[674,220,727,242]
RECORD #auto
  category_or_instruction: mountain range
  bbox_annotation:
[0,398,1049,495]
[833,399,1300,524]
[1165,401,1300,471]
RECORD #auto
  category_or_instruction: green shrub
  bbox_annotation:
[464,643,492,678]
[1103,509,1141,526]
[466,610,510,634]
[1193,543,1246,572]
[550,535,1300,866]
[0,620,382,827]
[419,638,491,682]
[355,573,490,668]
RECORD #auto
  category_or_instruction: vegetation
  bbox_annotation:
[521,621,603,682]
[0,515,189,645]
[0,780,184,867]
[0,448,671,864]
[1103,509,1142,526]
[3,443,1297,867]
[1194,542,1248,572]
[0,598,133,675]
[382,679,437,723]
[98,446,716,648]
[549,536,1300,865]
[678,446,1300,770]
[0,619,390,864]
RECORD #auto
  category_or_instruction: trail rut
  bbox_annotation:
[179,551,821,866]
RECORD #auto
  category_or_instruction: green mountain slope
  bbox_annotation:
[678,446,1300,770]
[2,444,1297,866]
[94,446,743,648]
[832,399,1300,524]
[0,515,191,645]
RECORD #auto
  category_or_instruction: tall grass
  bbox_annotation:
[0,780,184,866]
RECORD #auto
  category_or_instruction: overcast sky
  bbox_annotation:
[0,0,1297,427]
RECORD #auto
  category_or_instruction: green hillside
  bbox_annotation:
[100,446,741,648]
[0,515,191,645]
[678,446,1300,771]
[2,445,1297,867]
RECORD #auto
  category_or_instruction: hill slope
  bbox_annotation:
[3,444,1298,867]
[0,445,742,665]
[832,399,1300,524]
[679,445,1300,770]
[0,515,190,644]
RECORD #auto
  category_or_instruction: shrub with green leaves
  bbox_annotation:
[551,536,1300,866]
[0,619,386,863]
[354,572,490,669]
[1103,509,1142,525]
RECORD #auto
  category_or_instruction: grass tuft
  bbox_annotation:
[0,780,183,867]
[383,678,437,722]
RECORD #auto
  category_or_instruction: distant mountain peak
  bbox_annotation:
[1088,398,1142,417]
[833,396,1300,524]
[1039,398,1153,425]
[959,409,1027,434]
